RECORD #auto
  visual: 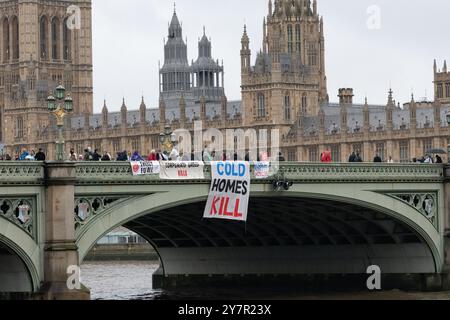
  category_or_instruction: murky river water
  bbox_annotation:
[81,261,450,300]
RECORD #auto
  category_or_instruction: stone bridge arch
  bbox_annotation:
[75,181,444,281]
[0,218,42,292]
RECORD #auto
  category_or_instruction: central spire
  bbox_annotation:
[169,6,182,39]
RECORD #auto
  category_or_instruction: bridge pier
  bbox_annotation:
[40,163,90,300]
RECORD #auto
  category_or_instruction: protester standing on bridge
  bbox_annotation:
[131,151,144,161]
[436,155,443,163]
[349,152,356,162]
[35,149,46,161]
[19,149,29,161]
[84,147,93,161]
[355,152,363,162]
[92,149,102,161]
[321,148,332,163]
[424,155,433,164]
[148,150,157,161]
[101,151,111,161]
[69,148,77,161]
[373,154,382,163]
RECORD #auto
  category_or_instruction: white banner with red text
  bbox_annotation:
[253,162,271,179]
[203,161,250,222]
[159,161,205,180]
[130,161,161,176]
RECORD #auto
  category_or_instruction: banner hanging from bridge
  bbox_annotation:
[130,161,161,176]
[159,161,205,180]
[204,161,251,222]
[253,162,271,179]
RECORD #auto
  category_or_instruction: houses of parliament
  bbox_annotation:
[0,0,449,163]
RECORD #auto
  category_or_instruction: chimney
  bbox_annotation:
[338,88,354,105]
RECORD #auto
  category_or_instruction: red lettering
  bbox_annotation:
[178,170,188,177]
[219,197,225,216]
[224,197,234,216]
[234,198,243,218]
[209,196,220,216]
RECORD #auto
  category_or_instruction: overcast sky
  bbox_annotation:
[91,0,450,112]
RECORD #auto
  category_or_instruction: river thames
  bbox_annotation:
[81,261,450,300]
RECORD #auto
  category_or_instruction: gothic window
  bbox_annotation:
[40,16,48,59]
[287,25,293,54]
[16,116,24,139]
[51,17,60,60]
[422,139,433,156]
[287,148,297,161]
[308,146,318,162]
[11,16,19,60]
[399,141,410,163]
[112,139,120,156]
[437,84,443,99]
[3,18,9,62]
[331,145,340,162]
[308,43,317,66]
[151,136,159,149]
[131,137,140,153]
[301,94,308,114]
[257,93,266,118]
[63,18,71,60]
[446,83,450,98]
[376,143,385,161]
[353,144,362,158]
[75,143,83,156]
[284,94,291,121]
[295,24,301,53]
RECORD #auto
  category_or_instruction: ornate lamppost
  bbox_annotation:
[447,114,450,162]
[159,125,177,153]
[47,84,73,161]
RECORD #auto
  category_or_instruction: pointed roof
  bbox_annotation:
[121,98,127,112]
[102,99,108,113]
[168,8,182,39]
[199,26,209,44]
[140,96,146,109]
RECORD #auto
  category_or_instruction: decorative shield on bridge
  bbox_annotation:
[77,202,90,221]
[16,204,31,224]
[423,196,435,219]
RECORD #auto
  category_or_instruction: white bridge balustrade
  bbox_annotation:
[0,161,449,298]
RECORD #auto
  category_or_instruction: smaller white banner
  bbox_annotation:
[160,161,205,180]
[130,161,161,176]
[253,162,271,179]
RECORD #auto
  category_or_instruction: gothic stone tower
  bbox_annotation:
[0,0,93,151]
[159,9,193,112]
[241,0,327,133]
[434,59,450,104]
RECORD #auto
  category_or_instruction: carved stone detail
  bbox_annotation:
[0,198,34,236]
[389,193,438,226]
[74,196,135,232]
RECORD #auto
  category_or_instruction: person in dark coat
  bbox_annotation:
[373,154,382,163]
[349,152,356,162]
[35,149,46,161]
[92,149,102,161]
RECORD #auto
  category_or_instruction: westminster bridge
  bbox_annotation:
[0,161,450,298]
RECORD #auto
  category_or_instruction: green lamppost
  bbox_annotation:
[47,84,73,161]
[447,113,450,162]
[159,125,177,153]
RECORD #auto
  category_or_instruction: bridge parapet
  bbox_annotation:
[0,162,44,185]
[74,162,445,185]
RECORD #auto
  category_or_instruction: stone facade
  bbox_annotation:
[0,0,93,154]
[0,0,450,163]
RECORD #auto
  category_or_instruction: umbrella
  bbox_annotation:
[426,148,447,155]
